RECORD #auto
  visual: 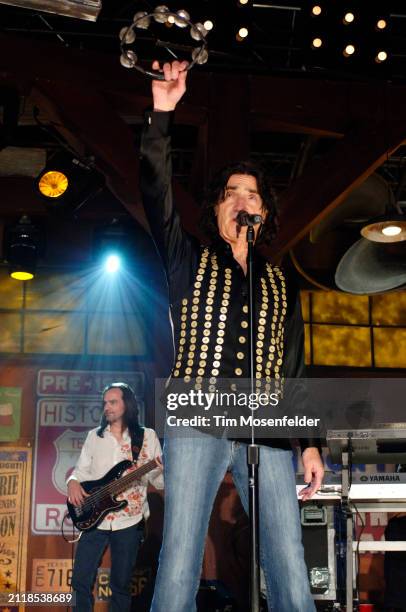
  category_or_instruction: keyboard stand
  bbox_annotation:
[341,450,355,612]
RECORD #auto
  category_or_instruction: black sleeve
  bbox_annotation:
[139,110,198,302]
[283,281,322,453]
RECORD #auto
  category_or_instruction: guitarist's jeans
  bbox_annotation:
[151,431,315,612]
[72,522,143,611]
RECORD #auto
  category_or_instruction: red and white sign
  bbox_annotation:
[32,370,144,534]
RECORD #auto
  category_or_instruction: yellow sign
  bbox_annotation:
[31,559,73,592]
[0,448,32,608]
[96,567,151,601]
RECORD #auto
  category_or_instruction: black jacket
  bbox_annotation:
[140,110,319,452]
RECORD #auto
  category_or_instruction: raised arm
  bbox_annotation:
[140,60,195,281]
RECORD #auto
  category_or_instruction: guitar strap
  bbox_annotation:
[130,426,145,462]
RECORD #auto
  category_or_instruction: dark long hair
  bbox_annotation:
[97,382,141,440]
[200,160,279,246]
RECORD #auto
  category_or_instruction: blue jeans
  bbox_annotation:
[151,431,315,612]
[72,522,143,611]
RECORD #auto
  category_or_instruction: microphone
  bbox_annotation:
[236,211,263,226]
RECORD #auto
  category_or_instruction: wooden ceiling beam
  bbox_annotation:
[266,120,406,258]
[4,33,406,257]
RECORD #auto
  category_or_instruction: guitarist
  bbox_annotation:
[67,382,163,611]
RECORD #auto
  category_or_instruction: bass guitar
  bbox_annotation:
[66,458,158,531]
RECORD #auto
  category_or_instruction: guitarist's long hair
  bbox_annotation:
[97,382,143,442]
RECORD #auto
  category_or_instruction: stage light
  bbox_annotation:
[35,154,104,212]
[4,215,43,281]
[238,0,250,4]
[343,44,355,57]
[104,253,121,274]
[237,27,249,41]
[376,19,387,30]
[311,37,323,49]
[203,20,213,31]
[375,50,388,63]
[343,12,355,24]
[311,5,322,16]
[94,221,136,272]
[38,169,69,198]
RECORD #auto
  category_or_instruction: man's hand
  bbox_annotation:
[298,447,324,502]
[152,60,189,111]
[67,479,89,506]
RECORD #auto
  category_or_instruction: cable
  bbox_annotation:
[61,511,82,544]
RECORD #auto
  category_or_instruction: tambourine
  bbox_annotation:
[119,5,209,80]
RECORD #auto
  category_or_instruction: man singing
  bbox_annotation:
[141,60,324,612]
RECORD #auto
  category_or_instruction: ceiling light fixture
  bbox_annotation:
[361,214,406,243]
[38,169,69,199]
[4,215,44,281]
[343,44,356,57]
[35,155,104,212]
[343,12,355,24]
[311,37,323,49]
[237,27,249,41]
[375,50,388,63]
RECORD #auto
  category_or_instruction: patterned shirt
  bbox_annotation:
[67,426,163,531]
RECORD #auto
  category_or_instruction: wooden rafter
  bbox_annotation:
[3,34,406,255]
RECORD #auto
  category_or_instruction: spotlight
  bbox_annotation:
[343,44,355,57]
[3,215,44,281]
[238,0,250,4]
[236,26,249,41]
[35,153,104,212]
[104,253,121,274]
[311,5,322,16]
[311,37,323,49]
[343,12,355,24]
[375,50,388,63]
[38,169,69,198]
[94,220,136,272]
[203,19,214,31]
[376,19,387,30]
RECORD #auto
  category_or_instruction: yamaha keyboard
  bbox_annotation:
[327,425,406,464]
[296,472,406,503]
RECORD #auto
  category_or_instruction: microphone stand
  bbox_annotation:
[246,223,260,612]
